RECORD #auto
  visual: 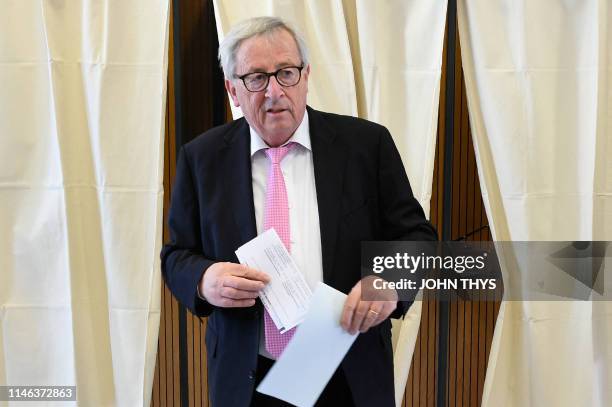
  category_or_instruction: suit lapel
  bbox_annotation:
[220,119,258,245]
[308,107,348,282]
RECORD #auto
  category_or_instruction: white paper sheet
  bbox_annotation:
[256,283,358,407]
[235,229,312,332]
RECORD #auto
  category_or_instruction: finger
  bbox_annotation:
[341,289,361,331]
[233,264,271,283]
[360,303,384,333]
[341,282,363,330]
[219,297,257,308]
[223,275,266,292]
[349,301,372,334]
[220,286,260,300]
[371,301,397,326]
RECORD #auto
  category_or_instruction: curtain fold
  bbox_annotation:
[458,0,611,405]
[213,2,447,405]
[0,1,169,405]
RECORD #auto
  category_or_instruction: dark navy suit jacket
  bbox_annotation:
[161,107,437,406]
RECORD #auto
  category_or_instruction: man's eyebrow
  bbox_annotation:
[243,61,301,73]
[274,61,300,69]
[242,65,266,73]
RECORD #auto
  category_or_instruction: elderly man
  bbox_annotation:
[161,16,436,407]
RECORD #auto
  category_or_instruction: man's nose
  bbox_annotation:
[265,75,285,98]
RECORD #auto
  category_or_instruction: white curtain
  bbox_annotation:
[213,1,447,405]
[0,1,169,406]
[458,0,611,405]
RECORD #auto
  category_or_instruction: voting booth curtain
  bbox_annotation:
[458,0,612,405]
[0,1,169,405]
[212,1,447,405]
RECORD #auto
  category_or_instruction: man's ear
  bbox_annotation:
[303,64,311,81]
[303,65,311,94]
[225,78,240,107]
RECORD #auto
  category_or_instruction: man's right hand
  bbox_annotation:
[199,262,270,308]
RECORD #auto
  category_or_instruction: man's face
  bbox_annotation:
[225,29,310,147]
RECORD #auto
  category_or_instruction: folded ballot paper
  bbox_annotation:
[235,228,312,332]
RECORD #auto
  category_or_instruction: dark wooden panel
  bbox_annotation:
[153,1,225,406]
[173,0,224,405]
[188,313,208,407]
[403,8,498,407]
[175,0,226,143]
[152,2,180,405]
[441,17,497,407]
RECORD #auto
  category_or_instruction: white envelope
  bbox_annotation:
[256,283,358,407]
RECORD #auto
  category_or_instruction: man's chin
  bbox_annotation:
[261,127,295,147]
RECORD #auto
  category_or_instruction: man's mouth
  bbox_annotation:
[266,108,288,115]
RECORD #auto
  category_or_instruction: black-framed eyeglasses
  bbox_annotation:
[236,65,304,92]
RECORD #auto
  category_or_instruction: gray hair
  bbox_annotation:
[218,16,310,79]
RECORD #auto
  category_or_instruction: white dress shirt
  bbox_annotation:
[250,111,323,358]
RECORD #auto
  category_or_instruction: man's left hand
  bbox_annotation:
[340,277,398,334]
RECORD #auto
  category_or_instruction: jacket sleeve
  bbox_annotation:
[160,146,216,317]
[376,127,438,319]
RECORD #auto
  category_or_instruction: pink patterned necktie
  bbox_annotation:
[263,143,295,358]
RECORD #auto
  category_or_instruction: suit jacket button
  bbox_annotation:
[249,370,255,380]
[253,310,260,319]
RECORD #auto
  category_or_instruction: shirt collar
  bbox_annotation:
[250,110,311,157]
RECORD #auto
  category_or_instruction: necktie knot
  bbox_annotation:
[265,143,294,164]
